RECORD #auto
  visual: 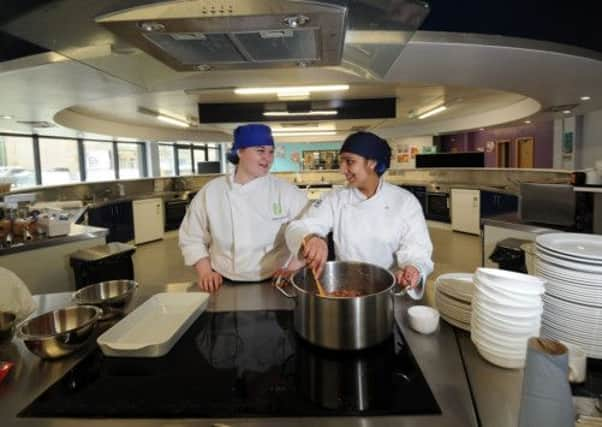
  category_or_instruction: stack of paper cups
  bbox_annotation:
[518,338,575,427]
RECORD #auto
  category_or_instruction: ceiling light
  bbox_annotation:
[276,91,310,100]
[524,120,532,124]
[479,128,485,131]
[1,115,13,120]
[417,105,447,120]
[138,106,190,128]
[562,110,572,114]
[263,110,338,117]
[138,21,165,32]
[273,131,337,137]
[234,84,349,95]
[273,124,335,132]
[580,96,591,101]
[157,115,190,127]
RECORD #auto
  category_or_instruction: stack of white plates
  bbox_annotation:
[535,232,602,358]
[434,273,474,331]
[471,268,545,369]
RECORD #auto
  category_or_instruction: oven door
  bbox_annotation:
[164,199,189,231]
[426,192,450,222]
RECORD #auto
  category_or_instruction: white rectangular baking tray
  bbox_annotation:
[97,292,209,358]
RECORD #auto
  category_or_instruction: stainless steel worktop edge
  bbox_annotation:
[0,224,108,256]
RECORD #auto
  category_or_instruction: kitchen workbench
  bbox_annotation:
[0,282,525,427]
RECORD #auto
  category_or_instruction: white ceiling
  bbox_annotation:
[1,31,602,143]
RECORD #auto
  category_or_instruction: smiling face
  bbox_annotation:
[235,145,274,183]
[339,152,378,186]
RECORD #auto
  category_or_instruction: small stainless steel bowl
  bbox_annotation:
[17,305,102,359]
[72,280,138,319]
[0,312,17,344]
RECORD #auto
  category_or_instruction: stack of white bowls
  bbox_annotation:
[536,232,602,358]
[471,268,546,369]
[434,273,474,331]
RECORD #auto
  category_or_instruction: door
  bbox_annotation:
[516,137,534,168]
[496,141,511,167]
[133,198,164,244]
[451,189,481,235]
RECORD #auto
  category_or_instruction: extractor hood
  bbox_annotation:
[1,0,429,86]
[95,0,348,71]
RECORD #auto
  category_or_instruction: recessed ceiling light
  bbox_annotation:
[234,84,349,95]
[273,131,337,137]
[524,120,531,124]
[418,105,447,120]
[157,115,190,127]
[263,110,338,117]
[479,128,485,131]
[562,110,572,114]
[272,124,335,132]
[580,96,591,101]
[276,91,310,100]
[138,106,190,127]
[1,115,13,120]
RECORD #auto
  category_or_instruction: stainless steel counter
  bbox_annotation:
[0,223,108,255]
[0,283,523,427]
[481,213,562,234]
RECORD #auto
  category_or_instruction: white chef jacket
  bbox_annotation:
[179,173,309,281]
[285,180,433,299]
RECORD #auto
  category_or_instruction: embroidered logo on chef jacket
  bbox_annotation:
[272,201,283,216]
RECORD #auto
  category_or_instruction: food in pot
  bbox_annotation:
[323,289,365,297]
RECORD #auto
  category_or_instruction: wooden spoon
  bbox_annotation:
[302,240,326,297]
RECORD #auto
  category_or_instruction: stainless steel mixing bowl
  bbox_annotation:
[17,305,102,359]
[72,280,138,319]
[0,312,16,344]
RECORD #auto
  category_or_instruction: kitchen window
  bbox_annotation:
[84,140,116,181]
[177,146,193,175]
[207,143,221,162]
[158,144,176,176]
[117,142,145,179]
[193,146,207,164]
[0,135,36,188]
[39,137,81,185]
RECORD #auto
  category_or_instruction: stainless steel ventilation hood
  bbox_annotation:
[95,0,347,71]
[1,0,429,86]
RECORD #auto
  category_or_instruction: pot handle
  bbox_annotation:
[391,284,408,298]
[273,276,296,299]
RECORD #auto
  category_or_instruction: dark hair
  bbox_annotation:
[226,148,239,165]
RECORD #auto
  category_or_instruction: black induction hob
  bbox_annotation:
[20,310,441,418]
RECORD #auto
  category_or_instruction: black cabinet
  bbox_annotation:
[88,201,134,243]
[164,200,188,231]
[400,185,427,216]
[480,191,518,218]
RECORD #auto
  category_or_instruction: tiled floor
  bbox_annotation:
[132,224,483,306]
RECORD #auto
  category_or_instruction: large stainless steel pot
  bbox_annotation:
[277,261,403,350]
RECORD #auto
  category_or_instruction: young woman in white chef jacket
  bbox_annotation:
[179,124,308,292]
[285,131,433,299]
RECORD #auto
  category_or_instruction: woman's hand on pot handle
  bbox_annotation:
[396,265,420,291]
[302,234,328,277]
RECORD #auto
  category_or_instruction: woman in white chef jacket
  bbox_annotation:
[179,124,308,292]
[285,131,433,299]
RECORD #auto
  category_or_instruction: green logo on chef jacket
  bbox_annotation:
[272,202,283,216]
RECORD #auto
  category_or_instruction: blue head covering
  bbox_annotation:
[340,131,391,175]
[227,124,274,164]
